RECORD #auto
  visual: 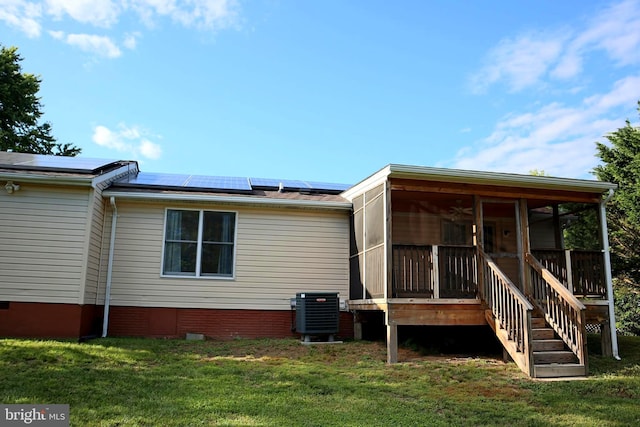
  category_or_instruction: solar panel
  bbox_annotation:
[121,172,191,187]
[249,178,311,190]
[185,175,251,191]
[22,157,119,171]
[116,173,252,191]
[0,152,120,172]
[305,181,351,192]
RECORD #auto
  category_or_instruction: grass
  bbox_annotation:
[0,336,639,426]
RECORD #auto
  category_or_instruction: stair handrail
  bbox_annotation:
[478,249,534,376]
[525,253,588,368]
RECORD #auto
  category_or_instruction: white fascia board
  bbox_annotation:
[102,190,353,210]
[387,164,617,194]
[0,171,94,186]
[340,165,391,200]
[91,163,139,188]
[0,163,137,188]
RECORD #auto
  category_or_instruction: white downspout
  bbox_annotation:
[102,196,118,338]
[600,189,620,360]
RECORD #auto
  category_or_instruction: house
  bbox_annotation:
[0,152,619,378]
[0,151,353,340]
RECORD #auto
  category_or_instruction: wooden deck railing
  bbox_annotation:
[438,246,477,298]
[571,251,606,297]
[391,245,476,298]
[526,253,588,367]
[479,249,534,375]
[531,249,606,297]
[392,245,434,297]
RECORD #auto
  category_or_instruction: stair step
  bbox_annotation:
[534,351,578,364]
[532,339,566,351]
[534,363,587,378]
[531,317,546,328]
[532,328,556,340]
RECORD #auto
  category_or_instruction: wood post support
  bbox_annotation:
[387,322,398,364]
[353,312,363,340]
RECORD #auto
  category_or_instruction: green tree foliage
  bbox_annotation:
[594,102,640,335]
[594,103,640,287]
[562,203,600,251]
[0,45,80,156]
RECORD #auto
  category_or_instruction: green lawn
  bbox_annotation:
[0,336,638,426]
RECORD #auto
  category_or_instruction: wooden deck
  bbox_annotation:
[348,298,487,364]
[349,250,613,377]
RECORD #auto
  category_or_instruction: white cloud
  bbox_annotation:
[92,123,163,160]
[453,76,640,177]
[470,0,640,92]
[48,30,121,59]
[139,139,162,159]
[123,32,140,49]
[0,0,42,38]
[48,29,64,39]
[65,33,122,58]
[470,33,566,93]
[584,75,640,111]
[46,0,121,28]
[130,0,240,31]
[1,0,241,58]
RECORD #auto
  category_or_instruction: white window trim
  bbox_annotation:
[160,207,238,280]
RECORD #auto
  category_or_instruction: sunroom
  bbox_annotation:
[344,165,617,378]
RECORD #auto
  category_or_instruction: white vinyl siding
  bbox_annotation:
[83,182,110,304]
[0,184,91,304]
[99,200,349,310]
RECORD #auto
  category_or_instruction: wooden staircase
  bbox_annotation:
[480,249,588,379]
[530,315,586,378]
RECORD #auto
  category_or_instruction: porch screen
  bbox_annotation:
[349,184,386,299]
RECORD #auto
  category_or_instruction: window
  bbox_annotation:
[163,209,236,277]
[442,220,471,246]
[483,224,496,253]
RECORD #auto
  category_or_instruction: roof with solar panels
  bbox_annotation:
[0,152,352,205]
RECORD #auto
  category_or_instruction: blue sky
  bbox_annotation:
[1,0,639,185]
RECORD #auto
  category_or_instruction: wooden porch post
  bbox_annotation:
[553,204,563,249]
[385,179,392,300]
[474,196,484,298]
[599,195,620,359]
[518,199,531,296]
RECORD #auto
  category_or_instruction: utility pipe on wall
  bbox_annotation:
[102,196,118,338]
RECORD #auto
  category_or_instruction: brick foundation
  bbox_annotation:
[0,303,354,340]
[108,306,354,340]
[0,302,102,338]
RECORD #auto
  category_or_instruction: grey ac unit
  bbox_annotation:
[295,292,339,342]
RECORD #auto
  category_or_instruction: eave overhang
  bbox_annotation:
[342,164,617,199]
[102,190,353,210]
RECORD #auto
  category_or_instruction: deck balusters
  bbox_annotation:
[526,253,587,367]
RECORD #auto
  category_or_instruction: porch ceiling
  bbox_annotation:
[390,178,604,205]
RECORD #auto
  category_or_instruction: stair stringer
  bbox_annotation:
[484,309,534,377]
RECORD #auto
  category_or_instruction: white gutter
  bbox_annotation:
[101,190,352,210]
[0,172,94,186]
[387,164,617,193]
[0,162,138,188]
[102,196,118,338]
[600,188,620,360]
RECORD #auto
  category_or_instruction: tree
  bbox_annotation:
[594,102,640,335]
[0,45,80,156]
